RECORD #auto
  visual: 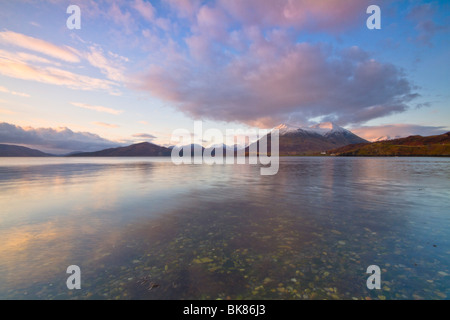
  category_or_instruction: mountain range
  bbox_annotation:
[1,123,449,157]
[252,122,368,155]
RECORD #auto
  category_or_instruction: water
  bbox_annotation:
[0,157,449,300]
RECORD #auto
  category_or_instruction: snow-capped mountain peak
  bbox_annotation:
[272,123,301,135]
[254,122,368,154]
[307,122,347,136]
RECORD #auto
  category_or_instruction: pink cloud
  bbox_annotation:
[166,0,203,19]
[135,39,416,128]
[132,0,156,22]
[122,1,419,128]
[108,2,136,34]
[0,85,30,98]
[218,0,373,32]
[0,31,80,63]
[196,5,230,36]
[85,45,126,82]
[352,124,449,141]
[92,122,120,128]
[0,56,118,93]
[0,31,126,95]
[185,35,211,61]
[71,102,123,115]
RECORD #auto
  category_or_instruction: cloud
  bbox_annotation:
[29,21,41,28]
[218,0,372,32]
[0,31,125,95]
[166,0,372,31]
[132,0,156,22]
[0,48,59,66]
[352,124,449,141]
[85,45,126,82]
[15,51,62,66]
[132,133,156,140]
[0,85,30,98]
[108,2,136,34]
[0,57,118,93]
[407,3,447,46]
[0,122,122,154]
[71,102,123,115]
[92,122,119,128]
[129,1,419,128]
[135,40,417,128]
[0,31,80,63]
[166,0,203,19]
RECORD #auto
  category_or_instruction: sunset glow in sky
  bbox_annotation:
[0,0,449,153]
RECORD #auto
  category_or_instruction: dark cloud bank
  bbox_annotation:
[0,122,122,154]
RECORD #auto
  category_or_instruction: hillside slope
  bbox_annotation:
[69,142,171,157]
[0,144,52,157]
[329,132,450,156]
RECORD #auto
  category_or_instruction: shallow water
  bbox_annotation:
[0,157,449,300]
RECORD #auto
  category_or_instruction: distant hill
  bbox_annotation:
[247,122,368,155]
[0,144,52,157]
[328,132,450,156]
[69,142,171,157]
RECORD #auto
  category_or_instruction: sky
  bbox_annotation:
[0,0,449,153]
